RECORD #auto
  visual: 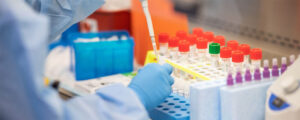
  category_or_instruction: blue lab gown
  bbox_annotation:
[0,0,149,120]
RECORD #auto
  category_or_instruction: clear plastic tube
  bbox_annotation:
[222,58,231,72]
[169,47,178,59]
[159,43,168,56]
[251,59,261,69]
[197,49,207,62]
[211,54,220,67]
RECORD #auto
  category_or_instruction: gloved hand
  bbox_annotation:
[129,63,174,111]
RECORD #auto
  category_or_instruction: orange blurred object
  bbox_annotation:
[131,0,188,65]
[80,9,131,33]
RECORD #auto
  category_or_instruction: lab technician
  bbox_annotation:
[0,0,174,120]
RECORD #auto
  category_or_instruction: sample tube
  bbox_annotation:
[196,38,208,62]
[281,57,287,74]
[214,35,226,46]
[263,59,271,80]
[250,48,262,69]
[245,68,252,82]
[179,40,190,63]
[227,73,234,86]
[209,43,221,67]
[187,34,197,57]
[271,58,279,78]
[254,67,262,81]
[220,47,232,72]
[235,71,243,84]
[176,30,187,39]
[238,44,251,66]
[192,28,204,37]
[232,50,244,72]
[168,37,179,59]
[289,54,296,65]
[158,33,169,56]
[203,31,214,44]
[227,40,239,50]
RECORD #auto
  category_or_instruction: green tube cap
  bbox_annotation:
[209,43,220,54]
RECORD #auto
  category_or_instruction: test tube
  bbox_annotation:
[203,31,214,44]
[235,71,243,84]
[289,54,295,65]
[271,58,279,78]
[179,40,190,63]
[196,38,208,62]
[227,73,234,86]
[250,48,262,69]
[209,43,221,67]
[244,68,252,82]
[281,57,287,74]
[263,59,271,80]
[192,28,204,37]
[168,37,179,59]
[232,50,244,72]
[227,40,239,50]
[158,33,169,56]
[187,34,197,56]
[220,47,232,72]
[176,30,188,39]
[238,44,251,66]
[213,35,226,46]
[254,67,262,81]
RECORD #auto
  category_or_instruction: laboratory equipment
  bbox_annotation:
[209,43,221,67]
[203,31,214,44]
[72,31,134,80]
[281,57,288,73]
[235,71,243,84]
[176,30,188,39]
[149,93,190,120]
[265,57,300,120]
[254,67,262,81]
[158,33,169,56]
[213,35,226,46]
[271,58,279,78]
[196,38,208,62]
[245,68,252,82]
[178,40,190,63]
[220,47,232,72]
[231,50,244,72]
[263,60,271,80]
[168,37,179,59]
[187,34,197,56]
[140,0,159,59]
[192,28,203,37]
[238,44,251,66]
[227,40,239,50]
[250,48,262,69]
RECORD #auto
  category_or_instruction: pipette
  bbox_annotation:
[140,0,159,59]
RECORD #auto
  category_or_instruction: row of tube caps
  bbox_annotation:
[158,28,263,72]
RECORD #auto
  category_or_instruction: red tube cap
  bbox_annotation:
[196,38,208,49]
[193,28,203,37]
[238,44,251,55]
[179,40,190,52]
[250,48,262,60]
[232,50,244,63]
[203,32,214,42]
[158,33,169,43]
[187,34,197,45]
[220,47,232,58]
[227,40,239,50]
[168,37,179,48]
[176,30,187,39]
[214,35,226,46]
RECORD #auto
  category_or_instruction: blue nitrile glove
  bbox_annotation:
[129,63,174,111]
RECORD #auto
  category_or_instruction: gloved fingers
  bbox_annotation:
[168,76,174,85]
[162,63,173,75]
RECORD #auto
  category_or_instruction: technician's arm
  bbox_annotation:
[25,0,105,41]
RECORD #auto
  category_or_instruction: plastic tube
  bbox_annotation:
[220,47,232,72]
[281,57,287,74]
[158,33,169,56]
[196,38,208,62]
[271,58,279,78]
[168,37,179,59]
[250,48,262,69]
[232,50,244,72]
[209,43,220,67]
[179,40,190,64]
[263,59,270,80]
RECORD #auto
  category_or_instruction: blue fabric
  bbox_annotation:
[129,63,174,111]
[0,0,148,120]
